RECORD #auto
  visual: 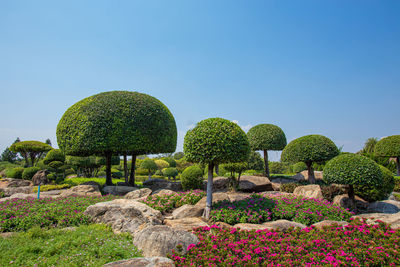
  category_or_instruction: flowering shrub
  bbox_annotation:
[210,194,353,226]
[0,195,118,232]
[170,220,400,266]
[141,190,206,213]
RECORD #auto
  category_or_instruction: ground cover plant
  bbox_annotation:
[210,194,353,226]
[0,195,118,232]
[170,220,400,266]
[141,190,206,213]
[0,224,141,267]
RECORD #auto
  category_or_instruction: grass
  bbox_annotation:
[0,224,142,267]
[64,177,143,187]
[32,184,71,192]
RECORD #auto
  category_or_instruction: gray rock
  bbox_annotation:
[133,225,199,257]
[233,223,273,231]
[238,176,273,192]
[59,185,101,198]
[143,179,182,192]
[262,219,307,230]
[292,170,323,182]
[152,189,176,196]
[103,257,175,267]
[125,188,152,200]
[194,192,230,210]
[32,170,48,186]
[84,199,163,235]
[367,200,400,214]
[172,204,203,219]
[103,186,137,196]
[210,176,230,192]
[0,178,32,188]
[311,220,348,230]
[352,212,400,229]
[0,186,33,197]
[164,217,209,231]
[333,194,369,211]
[293,185,324,201]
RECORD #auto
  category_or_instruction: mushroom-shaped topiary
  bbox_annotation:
[324,153,383,209]
[44,149,65,165]
[375,135,400,176]
[140,159,158,179]
[281,135,339,184]
[247,124,287,177]
[57,91,177,186]
[10,141,52,167]
[184,118,250,218]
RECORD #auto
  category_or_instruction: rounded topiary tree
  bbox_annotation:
[281,135,339,184]
[140,159,158,179]
[247,151,264,171]
[324,153,383,209]
[10,141,52,167]
[184,118,250,219]
[247,124,286,177]
[181,165,204,190]
[163,167,178,180]
[375,135,400,176]
[57,91,177,186]
[155,159,170,170]
[163,157,177,167]
[44,149,65,165]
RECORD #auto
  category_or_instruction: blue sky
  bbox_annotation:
[1,0,399,161]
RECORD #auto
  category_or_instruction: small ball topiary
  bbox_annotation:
[293,162,308,173]
[324,153,383,207]
[281,134,339,184]
[154,159,169,170]
[140,159,158,179]
[43,149,65,165]
[163,167,178,180]
[22,167,40,180]
[375,135,400,176]
[247,124,287,177]
[181,165,204,190]
[6,167,24,179]
[354,165,395,202]
[163,157,177,167]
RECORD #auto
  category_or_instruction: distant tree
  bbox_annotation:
[140,159,158,179]
[10,141,52,167]
[56,91,177,185]
[221,162,247,191]
[247,124,287,177]
[374,135,400,176]
[281,135,339,184]
[246,151,264,171]
[0,138,20,163]
[363,137,378,154]
[45,138,52,146]
[184,118,250,219]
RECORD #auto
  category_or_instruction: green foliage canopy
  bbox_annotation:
[44,149,65,165]
[247,124,287,151]
[375,135,400,157]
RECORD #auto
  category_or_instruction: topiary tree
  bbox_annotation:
[246,151,264,171]
[22,167,41,180]
[66,155,119,178]
[324,153,383,209]
[281,135,339,184]
[163,167,178,180]
[184,118,250,219]
[173,152,185,160]
[375,135,400,176]
[154,159,169,171]
[163,157,177,167]
[181,165,204,190]
[221,162,247,191]
[43,149,65,165]
[140,159,158,179]
[57,91,177,186]
[10,141,52,167]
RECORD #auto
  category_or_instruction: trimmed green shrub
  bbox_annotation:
[293,162,308,173]
[6,167,24,179]
[9,141,52,167]
[247,124,287,177]
[43,149,65,165]
[163,167,178,179]
[173,152,185,160]
[155,159,169,170]
[269,161,289,174]
[22,167,40,180]
[375,135,400,175]
[246,151,264,171]
[281,135,339,184]
[140,159,157,178]
[354,165,395,202]
[395,176,400,192]
[111,168,123,179]
[163,157,177,167]
[47,173,56,180]
[181,166,204,190]
[0,162,20,172]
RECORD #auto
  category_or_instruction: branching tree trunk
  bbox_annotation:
[263,149,269,178]
[105,152,113,186]
[123,152,128,184]
[203,162,214,220]
[306,161,316,184]
[396,157,400,176]
[129,154,136,186]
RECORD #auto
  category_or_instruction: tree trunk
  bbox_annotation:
[348,184,356,212]
[203,162,214,220]
[105,152,113,186]
[129,154,136,186]
[215,164,219,175]
[29,153,36,167]
[123,152,128,184]
[306,162,316,184]
[263,149,269,178]
[397,157,400,176]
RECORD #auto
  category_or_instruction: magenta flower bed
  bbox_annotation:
[0,195,118,232]
[170,220,400,266]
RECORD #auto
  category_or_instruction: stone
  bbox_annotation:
[125,188,152,200]
[293,185,324,201]
[32,170,48,186]
[103,257,175,267]
[153,189,176,196]
[367,200,400,214]
[0,193,55,203]
[143,178,182,192]
[84,199,163,235]
[80,181,101,188]
[0,178,32,188]
[233,223,273,231]
[0,186,33,197]
[262,220,307,230]
[59,185,101,198]
[292,170,323,182]
[103,186,137,196]
[311,220,348,230]
[211,176,230,192]
[194,192,230,210]
[352,212,400,229]
[228,193,251,202]
[213,221,232,230]
[333,194,369,211]
[271,182,281,191]
[172,204,203,219]
[164,217,209,231]
[238,176,273,192]
[261,191,294,199]
[132,225,199,257]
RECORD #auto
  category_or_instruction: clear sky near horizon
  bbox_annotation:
[0,0,399,161]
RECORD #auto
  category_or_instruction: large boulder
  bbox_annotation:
[0,192,55,203]
[367,200,400,214]
[311,220,348,230]
[194,192,230,210]
[262,220,307,230]
[233,223,273,231]
[227,193,251,202]
[0,186,33,197]
[293,185,324,201]
[292,170,323,182]
[59,185,102,198]
[132,225,199,257]
[238,176,273,192]
[333,194,369,211]
[209,177,230,192]
[172,204,203,219]
[143,179,182,192]
[125,188,152,200]
[152,189,176,197]
[84,199,163,235]
[103,257,175,267]
[352,212,400,229]
[164,217,209,231]
[32,170,48,186]
[102,186,137,196]
[0,178,32,188]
